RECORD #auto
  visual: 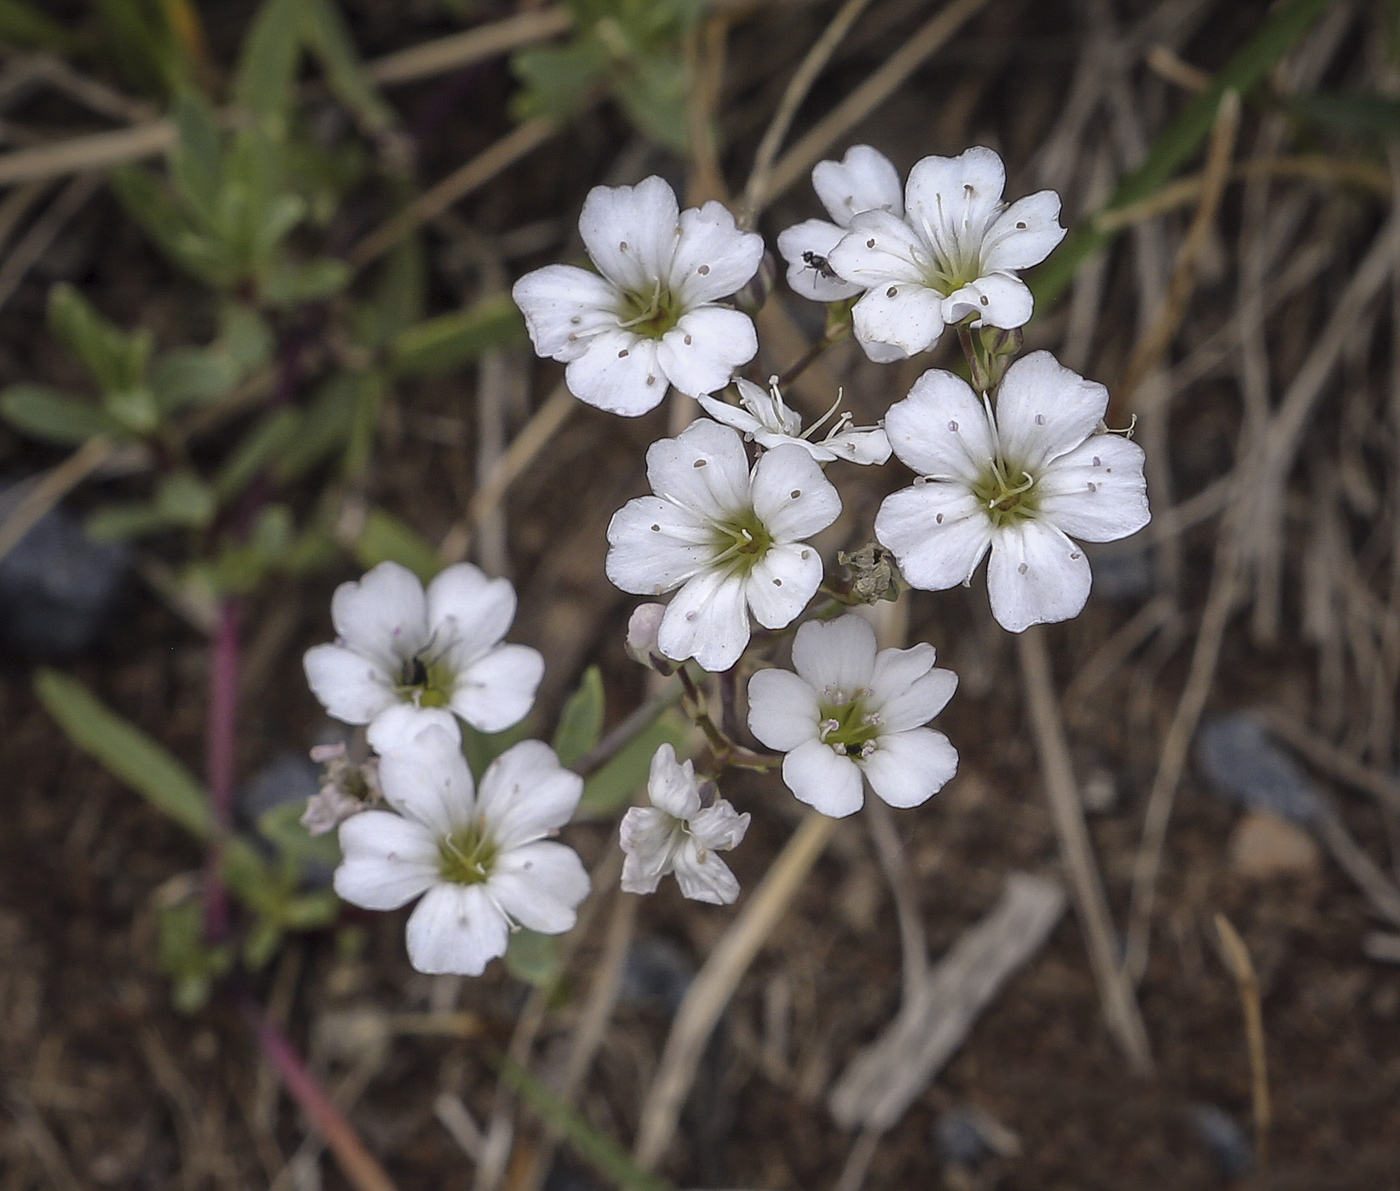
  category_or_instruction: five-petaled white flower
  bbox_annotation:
[304,561,544,752]
[875,352,1150,633]
[512,176,764,416]
[333,724,589,976]
[606,419,841,672]
[620,744,750,904]
[776,144,904,307]
[747,614,958,818]
[698,376,891,465]
[826,146,1065,362]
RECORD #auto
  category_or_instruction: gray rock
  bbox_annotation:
[1195,714,1321,825]
[618,936,695,1014]
[1188,1103,1253,1179]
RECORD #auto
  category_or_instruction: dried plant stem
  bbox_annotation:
[1213,915,1270,1168]
[762,0,991,211]
[366,10,571,86]
[633,811,835,1167]
[1016,628,1153,1074]
[864,797,927,1005]
[739,0,876,223]
[0,435,115,567]
[0,171,102,313]
[1262,708,1400,815]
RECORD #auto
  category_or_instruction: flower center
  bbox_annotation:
[971,459,1039,529]
[438,821,498,885]
[709,507,774,576]
[618,281,683,338]
[817,691,882,758]
[397,651,453,708]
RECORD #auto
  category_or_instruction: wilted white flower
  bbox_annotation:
[606,419,840,672]
[776,144,904,304]
[303,561,544,752]
[875,352,1150,633]
[333,724,589,976]
[302,742,379,836]
[697,376,891,465]
[512,176,764,416]
[748,614,958,818]
[826,146,1065,361]
[620,744,750,904]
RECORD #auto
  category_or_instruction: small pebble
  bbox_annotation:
[1195,714,1321,824]
[934,1105,1021,1170]
[1229,809,1320,879]
[1188,1103,1253,1179]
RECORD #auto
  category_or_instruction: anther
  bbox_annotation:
[698,264,710,275]
[686,611,698,621]
[618,348,629,358]
[887,286,898,298]
[866,238,875,248]
[936,512,944,524]
[790,489,801,499]
[684,334,693,345]
[1092,456,1101,467]
[949,420,959,431]
[1016,221,1027,229]
[1035,413,1045,425]
[980,295,989,306]
[693,459,707,468]
[651,524,660,531]
[1018,562,1028,575]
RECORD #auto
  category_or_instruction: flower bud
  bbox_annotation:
[625,603,675,674]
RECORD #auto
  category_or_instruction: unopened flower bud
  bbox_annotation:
[625,603,675,674]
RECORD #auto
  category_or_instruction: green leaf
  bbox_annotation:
[353,233,426,349]
[297,0,395,134]
[0,384,114,445]
[615,54,688,152]
[260,255,350,307]
[353,506,442,582]
[170,91,224,223]
[1289,90,1400,137]
[504,929,565,988]
[48,284,151,394]
[35,668,213,839]
[156,470,217,528]
[512,41,608,124]
[258,799,342,873]
[103,385,161,436]
[390,296,525,376]
[214,407,302,499]
[151,347,238,412]
[234,0,304,127]
[553,666,605,768]
[461,720,535,782]
[110,166,229,287]
[86,501,174,542]
[1031,0,1343,310]
[158,899,233,1013]
[0,0,77,50]
[275,372,361,480]
[578,713,686,818]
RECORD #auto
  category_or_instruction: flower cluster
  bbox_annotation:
[306,141,1151,967]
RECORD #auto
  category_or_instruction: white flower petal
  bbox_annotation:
[994,351,1107,471]
[451,644,544,733]
[985,519,1092,632]
[734,377,801,436]
[376,721,476,835]
[822,426,891,465]
[647,743,702,819]
[883,368,994,482]
[303,644,392,725]
[366,703,460,754]
[689,800,749,852]
[477,740,582,849]
[827,209,929,287]
[405,883,509,976]
[744,542,823,630]
[875,482,992,591]
[673,837,741,905]
[330,561,427,667]
[669,200,763,306]
[904,147,1006,252]
[579,176,679,292]
[870,654,958,733]
[657,306,757,398]
[782,738,865,817]
[813,144,904,225]
[747,668,820,752]
[981,191,1066,272]
[850,280,946,358]
[1036,435,1150,543]
[645,419,753,522]
[564,330,667,416]
[861,727,958,808]
[750,443,841,540]
[657,568,751,672]
[941,271,1033,330]
[334,811,438,910]
[776,219,861,302]
[620,807,680,894]
[427,563,516,666]
[511,264,620,361]
[791,614,877,696]
[606,495,712,595]
[696,394,764,437]
[491,841,589,933]
[865,640,937,706]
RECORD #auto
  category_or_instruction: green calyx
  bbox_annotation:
[970,461,1040,529]
[619,282,683,338]
[818,694,882,756]
[438,821,498,886]
[396,652,454,709]
[710,507,774,576]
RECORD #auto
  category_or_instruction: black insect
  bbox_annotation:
[800,250,840,281]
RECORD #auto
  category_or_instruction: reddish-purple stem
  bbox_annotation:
[203,597,241,941]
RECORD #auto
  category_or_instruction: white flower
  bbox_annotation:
[747,614,958,818]
[512,176,764,416]
[303,561,544,751]
[776,144,904,304]
[697,376,891,465]
[620,744,750,904]
[826,146,1065,362]
[605,419,841,672]
[874,351,1150,633]
[333,724,589,976]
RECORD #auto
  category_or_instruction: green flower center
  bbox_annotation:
[438,821,498,885]
[970,460,1040,529]
[709,507,774,576]
[818,692,882,757]
[619,282,683,338]
[397,652,454,709]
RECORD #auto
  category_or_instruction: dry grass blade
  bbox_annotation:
[1017,627,1153,1073]
[9,1092,84,1191]
[366,10,572,86]
[0,436,116,568]
[0,172,103,313]
[1261,708,1400,815]
[1213,914,1270,1168]
[760,0,991,212]
[633,811,835,1169]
